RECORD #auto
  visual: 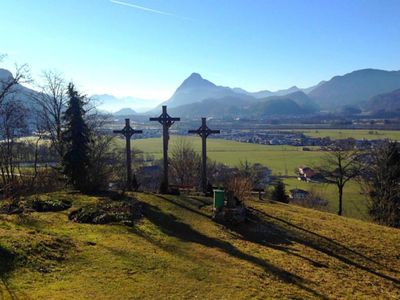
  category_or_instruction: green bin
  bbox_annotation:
[213,190,225,209]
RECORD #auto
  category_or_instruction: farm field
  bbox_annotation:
[131,136,367,220]
[296,129,400,140]
[132,136,326,175]
[1,192,399,299]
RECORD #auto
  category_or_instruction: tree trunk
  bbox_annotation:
[338,185,343,216]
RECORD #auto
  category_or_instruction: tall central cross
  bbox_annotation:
[149,106,180,190]
[113,118,143,190]
[188,117,220,193]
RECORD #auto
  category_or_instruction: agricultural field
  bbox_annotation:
[1,192,399,299]
[131,136,367,220]
[132,136,326,175]
[297,129,400,140]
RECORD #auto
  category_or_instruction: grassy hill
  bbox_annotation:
[1,192,399,299]
[131,136,367,219]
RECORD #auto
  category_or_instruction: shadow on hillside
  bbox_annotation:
[235,207,400,287]
[0,247,18,300]
[136,201,328,299]
[156,195,211,218]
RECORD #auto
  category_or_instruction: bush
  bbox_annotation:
[291,188,328,210]
[68,199,142,226]
[30,196,72,212]
[271,180,288,203]
[0,194,72,214]
[225,175,252,201]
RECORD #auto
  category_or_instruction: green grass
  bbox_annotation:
[297,129,400,140]
[0,192,399,299]
[131,136,366,219]
[283,178,369,220]
[131,136,326,176]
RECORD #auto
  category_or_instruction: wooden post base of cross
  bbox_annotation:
[113,118,142,191]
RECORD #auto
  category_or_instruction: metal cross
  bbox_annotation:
[188,117,220,193]
[113,118,143,190]
[149,106,180,190]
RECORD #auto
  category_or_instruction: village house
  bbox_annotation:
[298,166,316,182]
[289,189,310,201]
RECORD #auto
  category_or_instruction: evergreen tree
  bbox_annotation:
[366,141,400,227]
[272,180,288,203]
[62,83,91,192]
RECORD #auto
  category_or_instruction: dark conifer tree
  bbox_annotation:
[272,180,288,203]
[62,83,91,192]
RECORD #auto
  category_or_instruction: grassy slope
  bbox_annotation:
[132,136,366,219]
[1,192,399,299]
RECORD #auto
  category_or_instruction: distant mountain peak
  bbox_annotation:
[188,72,202,79]
[114,107,137,116]
[178,72,215,90]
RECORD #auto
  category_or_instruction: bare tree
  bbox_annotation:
[170,137,201,186]
[0,100,29,195]
[225,174,252,201]
[33,70,68,159]
[0,62,31,107]
[316,144,362,216]
[362,141,400,227]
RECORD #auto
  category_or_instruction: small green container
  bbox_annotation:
[213,190,225,209]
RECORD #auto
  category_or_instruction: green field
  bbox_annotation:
[132,136,326,176]
[1,192,399,299]
[130,136,367,219]
[297,129,400,140]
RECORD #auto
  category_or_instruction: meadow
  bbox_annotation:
[293,129,400,140]
[1,192,399,299]
[131,135,373,220]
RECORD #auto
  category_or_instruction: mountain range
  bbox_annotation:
[160,69,400,118]
[2,66,400,118]
[92,94,159,113]
[308,69,400,110]
[366,88,400,114]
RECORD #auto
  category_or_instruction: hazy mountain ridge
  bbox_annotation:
[114,108,137,116]
[3,67,400,117]
[168,90,318,118]
[366,88,400,114]
[93,94,159,113]
[309,69,400,109]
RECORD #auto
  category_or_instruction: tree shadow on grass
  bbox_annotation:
[137,201,328,299]
[233,207,400,286]
[0,247,18,300]
[155,195,211,219]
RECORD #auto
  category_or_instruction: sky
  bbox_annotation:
[1,0,400,104]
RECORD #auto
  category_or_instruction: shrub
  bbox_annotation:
[68,199,142,226]
[271,180,288,203]
[30,196,72,212]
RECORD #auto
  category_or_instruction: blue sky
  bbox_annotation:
[1,0,400,102]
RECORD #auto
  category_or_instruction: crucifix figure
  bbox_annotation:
[149,106,180,190]
[113,118,143,190]
[188,117,220,193]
